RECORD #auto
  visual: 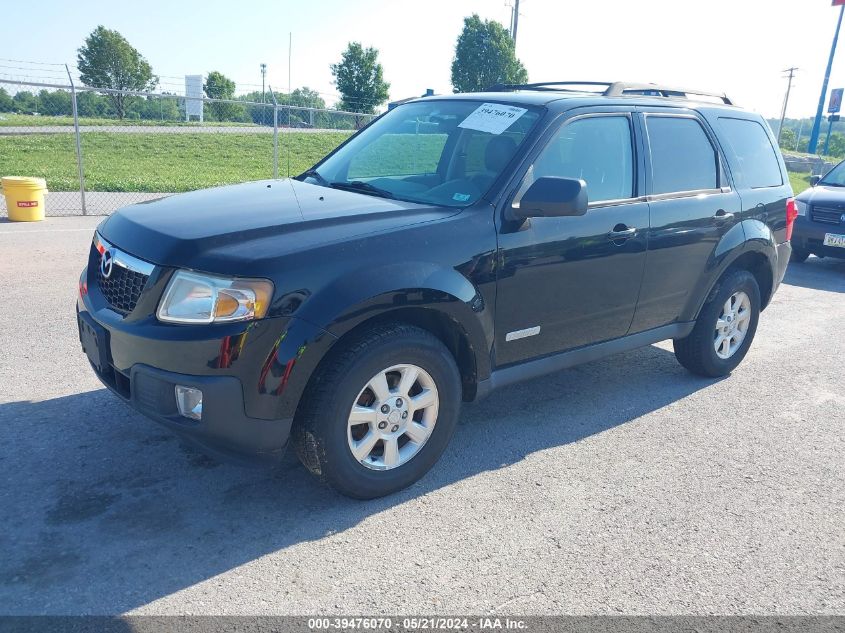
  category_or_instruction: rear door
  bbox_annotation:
[712,114,792,243]
[628,110,743,333]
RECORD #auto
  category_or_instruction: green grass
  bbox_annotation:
[0,113,259,127]
[789,171,811,195]
[0,127,820,196]
[0,132,350,192]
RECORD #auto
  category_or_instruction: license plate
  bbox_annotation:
[823,232,845,248]
[77,312,110,374]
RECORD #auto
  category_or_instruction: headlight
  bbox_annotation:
[157,270,273,324]
[795,200,807,216]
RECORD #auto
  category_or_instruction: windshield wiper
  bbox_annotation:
[329,180,395,199]
[300,168,329,186]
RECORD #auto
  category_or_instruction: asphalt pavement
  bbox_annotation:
[1,216,843,615]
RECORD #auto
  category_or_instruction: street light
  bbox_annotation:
[260,63,267,104]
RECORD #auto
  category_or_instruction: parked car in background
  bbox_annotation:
[78,81,795,498]
[792,160,845,262]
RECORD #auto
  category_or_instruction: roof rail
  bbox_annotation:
[485,81,733,105]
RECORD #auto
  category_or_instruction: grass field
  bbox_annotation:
[789,171,811,195]
[0,113,260,128]
[0,132,350,192]
[0,125,820,196]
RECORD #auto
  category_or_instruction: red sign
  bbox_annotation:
[835,0,845,6]
[16,201,38,208]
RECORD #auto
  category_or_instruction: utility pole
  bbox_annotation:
[777,67,798,146]
[809,3,845,154]
[508,1,514,35]
[512,0,521,46]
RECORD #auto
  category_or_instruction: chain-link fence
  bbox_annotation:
[0,79,376,216]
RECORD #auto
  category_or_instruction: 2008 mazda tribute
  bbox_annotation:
[77,81,794,498]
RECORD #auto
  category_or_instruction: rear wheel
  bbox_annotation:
[790,247,810,263]
[293,323,461,499]
[673,270,761,377]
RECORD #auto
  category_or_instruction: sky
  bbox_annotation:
[3,0,845,119]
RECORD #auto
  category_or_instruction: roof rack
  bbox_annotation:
[485,81,733,105]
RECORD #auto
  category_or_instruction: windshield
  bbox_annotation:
[820,160,845,186]
[301,100,541,207]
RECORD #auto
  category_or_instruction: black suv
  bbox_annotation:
[792,159,845,261]
[78,81,794,498]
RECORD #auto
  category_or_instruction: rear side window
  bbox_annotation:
[646,116,718,195]
[718,117,783,188]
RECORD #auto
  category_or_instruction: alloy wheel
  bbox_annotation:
[714,291,752,360]
[347,364,439,471]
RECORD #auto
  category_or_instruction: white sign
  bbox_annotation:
[458,102,527,135]
[185,74,204,121]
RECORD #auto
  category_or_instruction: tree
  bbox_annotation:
[330,42,390,114]
[0,88,14,112]
[778,128,796,151]
[12,91,37,114]
[77,26,157,119]
[38,89,72,116]
[451,14,528,93]
[203,70,244,121]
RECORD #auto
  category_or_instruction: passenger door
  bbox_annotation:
[494,111,649,367]
[628,111,743,333]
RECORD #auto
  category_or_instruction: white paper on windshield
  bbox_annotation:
[458,103,528,135]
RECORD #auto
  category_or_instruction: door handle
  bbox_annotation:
[713,209,735,223]
[607,226,637,241]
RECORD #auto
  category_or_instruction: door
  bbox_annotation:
[495,112,649,367]
[628,112,743,333]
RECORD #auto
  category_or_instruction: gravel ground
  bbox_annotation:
[0,216,843,616]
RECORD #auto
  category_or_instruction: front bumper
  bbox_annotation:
[78,308,293,463]
[792,217,845,259]
[77,256,336,463]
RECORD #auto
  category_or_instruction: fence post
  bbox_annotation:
[65,64,87,215]
[269,88,280,180]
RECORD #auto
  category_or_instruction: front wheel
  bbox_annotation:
[293,323,462,499]
[673,270,761,378]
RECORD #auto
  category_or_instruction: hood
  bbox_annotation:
[99,179,455,273]
[795,183,845,207]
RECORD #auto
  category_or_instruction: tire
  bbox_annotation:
[790,247,810,263]
[293,323,462,499]
[673,269,761,378]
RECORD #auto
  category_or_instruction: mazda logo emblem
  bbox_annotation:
[100,249,114,279]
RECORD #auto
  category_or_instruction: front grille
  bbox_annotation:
[97,262,149,313]
[811,205,844,225]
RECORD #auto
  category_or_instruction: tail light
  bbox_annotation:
[786,198,798,241]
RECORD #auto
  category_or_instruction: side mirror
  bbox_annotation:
[810,174,821,186]
[513,177,588,218]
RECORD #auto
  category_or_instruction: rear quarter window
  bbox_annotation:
[717,117,783,188]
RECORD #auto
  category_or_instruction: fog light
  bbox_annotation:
[175,385,203,421]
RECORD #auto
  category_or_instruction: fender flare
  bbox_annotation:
[264,262,494,420]
[686,219,779,320]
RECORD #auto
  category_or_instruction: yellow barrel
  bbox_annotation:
[2,176,48,222]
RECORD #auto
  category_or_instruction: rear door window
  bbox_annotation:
[717,117,783,188]
[645,116,719,195]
